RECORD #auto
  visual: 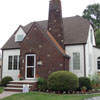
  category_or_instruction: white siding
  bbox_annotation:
[65,45,84,77]
[65,25,97,77]
[2,49,20,80]
[93,47,100,73]
[85,25,96,76]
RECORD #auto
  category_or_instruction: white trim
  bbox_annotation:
[25,54,36,79]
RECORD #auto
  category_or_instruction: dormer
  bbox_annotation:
[15,26,26,42]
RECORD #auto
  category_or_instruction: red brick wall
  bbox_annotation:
[20,25,69,79]
[48,0,64,48]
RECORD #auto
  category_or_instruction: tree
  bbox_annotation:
[83,4,100,31]
[96,29,100,48]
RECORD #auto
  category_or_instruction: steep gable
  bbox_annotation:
[20,23,69,79]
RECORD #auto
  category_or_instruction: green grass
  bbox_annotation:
[0,87,4,94]
[1,92,100,100]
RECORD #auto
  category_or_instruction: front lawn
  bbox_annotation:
[1,92,100,100]
[0,87,4,94]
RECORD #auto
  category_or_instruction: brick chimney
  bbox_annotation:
[48,0,64,48]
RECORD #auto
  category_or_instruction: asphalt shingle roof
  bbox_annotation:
[2,16,90,50]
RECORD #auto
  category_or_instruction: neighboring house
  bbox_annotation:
[1,0,100,81]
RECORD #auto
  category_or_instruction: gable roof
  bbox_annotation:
[2,16,90,50]
[34,23,69,58]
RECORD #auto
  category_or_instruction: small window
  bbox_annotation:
[16,34,24,42]
[8,55,20,70]
[73,53,80,70]
[8,56,13,70]
[27,56,35,66]
[13,56,18,70]
[97,57,100,69]
[90,29,93,44]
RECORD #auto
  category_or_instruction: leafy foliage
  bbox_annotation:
[38,77,47,91]
[47,71,79,92]
[90,72,100,90]
[79,77,91,90]
[96,29,100,48]
[1,76,13,86]
[83,3,100,31]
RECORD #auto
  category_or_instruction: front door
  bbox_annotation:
[25,54,36,79]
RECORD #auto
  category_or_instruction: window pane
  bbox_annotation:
[19,56,20,70]
[8,56,12,70]
[90,29,93,44]
[27,68,34,78]
[13,56,18,70]
[98,61,100,69]
[17,35,24,41]
[97,57,100,70]
[73,53,80,70]
[27,56,34,66]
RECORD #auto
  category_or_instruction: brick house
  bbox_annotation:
[1,0,100,82]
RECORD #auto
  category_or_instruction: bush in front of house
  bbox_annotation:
[1,76,13,86]
[79,77,91,91]
[38,77,48,91]
[47,71,79,92]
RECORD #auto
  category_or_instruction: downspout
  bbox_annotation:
[84,45,86,77]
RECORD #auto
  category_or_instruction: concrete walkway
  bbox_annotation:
[0,91,19,99]
[84,97,100,100]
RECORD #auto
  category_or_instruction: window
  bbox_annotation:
[8,55,20,70]
[90,29,93,44]
[73,53,80,70]
[13,56,18,70]
[27,56,34,66]
[8,56,13,70]
[97,57,100,70]
[16,34,24,42]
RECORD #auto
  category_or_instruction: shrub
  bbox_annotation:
[38,77,47,91]
[79,77,91,90]
[90,72,100,90]
[47,71,79,92]
[1,76,13,86]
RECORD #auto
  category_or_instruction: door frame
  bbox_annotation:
[25,54,36,79]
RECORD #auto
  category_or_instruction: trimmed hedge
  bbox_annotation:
[47,71,79,92]
[79,77,91,90]
[38,77,47,91]
[1,76,13,86]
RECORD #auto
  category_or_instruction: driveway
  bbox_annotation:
[84,97,100,100]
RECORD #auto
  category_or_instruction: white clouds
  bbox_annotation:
[0,0,100,49]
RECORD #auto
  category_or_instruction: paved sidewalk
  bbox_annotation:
[84,97,100,100]
[0,91,19,99]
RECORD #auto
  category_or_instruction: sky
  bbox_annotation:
[0,0,100,54]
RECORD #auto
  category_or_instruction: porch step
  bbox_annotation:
[7,84,32,88]
[5,87,23,92]
[5,80,37,92]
